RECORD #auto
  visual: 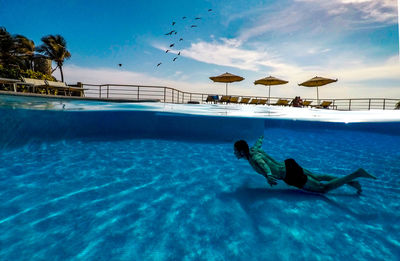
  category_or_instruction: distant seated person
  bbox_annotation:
[290,96,303,107]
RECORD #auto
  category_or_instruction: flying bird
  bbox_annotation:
[173,57,177,61]
[179,38,183,41]
[157,62,162,67]
[166,50,170,53]
[208,9,212,12]
[191,25,197,28]
[165,30,175,35]
[169,43,175,48]
[118,64,122,67]
[195,17,201,20]
[172,21,176,26]
[182,16,187,19]
[178,52,181,55]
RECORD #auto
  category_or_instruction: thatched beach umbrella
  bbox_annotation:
[298,76,338,103]
[210,72,244,96]
[254,76,288,104]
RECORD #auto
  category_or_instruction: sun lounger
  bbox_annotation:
[1,77,23,92]
[258,99,268,105]
[21,78,86,96]
[302,100,312,107]
[273,99,289,106]
[312,101,332,109]
[45,80,86,96]
[205,95,219,103]
[229,96,239,103]
[22,77,47,93]
[22,77,46,87]
[219,95,231,104]
[239,97,250,104]
[249,98,259,105]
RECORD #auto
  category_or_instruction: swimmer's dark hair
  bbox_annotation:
[234,140,249,154]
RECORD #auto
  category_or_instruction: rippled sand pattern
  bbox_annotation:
[0,128,399,260]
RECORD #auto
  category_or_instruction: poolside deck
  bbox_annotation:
[1,92,399,123]
[0,91,160,103]
[1,81,399,110]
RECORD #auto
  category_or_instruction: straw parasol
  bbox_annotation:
[298,76,337,103]
[209,72,244,96]
[254,76,288,104]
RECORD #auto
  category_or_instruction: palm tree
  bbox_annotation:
[37,35,71,82]
[14,34,35,70]
[0,27,17,67]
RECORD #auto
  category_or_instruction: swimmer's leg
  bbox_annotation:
[304,170,363,193]
[354,168,376,179]
[321,168,376,193]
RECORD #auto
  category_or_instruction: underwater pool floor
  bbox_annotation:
[0,127,399,260]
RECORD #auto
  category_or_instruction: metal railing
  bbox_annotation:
[82,83,400,111]
[1,81,398,111]
[83,83,212,104]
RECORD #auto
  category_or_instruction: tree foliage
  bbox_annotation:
[14,34,35,70]
[0,64,55,80]
[0,27,17,67]
[0,27,71,81]
[36,35,71,82]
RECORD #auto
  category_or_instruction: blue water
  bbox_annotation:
[0,105,400,260]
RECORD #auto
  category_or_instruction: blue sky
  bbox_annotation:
[1,0,399,98]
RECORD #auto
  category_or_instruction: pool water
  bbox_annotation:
[0,102,400,260]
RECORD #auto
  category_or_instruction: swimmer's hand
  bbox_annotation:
[266,175,278,187]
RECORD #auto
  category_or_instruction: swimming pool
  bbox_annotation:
[0,95,399,260]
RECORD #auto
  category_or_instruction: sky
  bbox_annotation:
[1,0,399,99]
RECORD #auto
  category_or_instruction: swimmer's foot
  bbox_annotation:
[356,168,377,180]
[347,181,362,194]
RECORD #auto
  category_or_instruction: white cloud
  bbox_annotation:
[297,0,398,23]
[63,65,215,94]
[153,38,277,71]
[181,40,265,71]
[238,8,307,41]
[237,0,398,41]
[307,48,332,54]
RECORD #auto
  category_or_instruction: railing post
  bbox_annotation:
[172,90,174,103]
[348,99,351,111]
[137,86,140,100]
[383,99,386,110]
[107,85,109,98]
[177,91,179,104]
[368,99,371,110]
[190,93,192,102]
[99,86,102,98]
[164,88,166,103]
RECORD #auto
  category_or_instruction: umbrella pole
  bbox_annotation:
[317,87,319,104]
[268,85,271,105]
[226,83,228,96]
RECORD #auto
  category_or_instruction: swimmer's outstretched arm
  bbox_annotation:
[254,156,278,186]
[253,135,264,150]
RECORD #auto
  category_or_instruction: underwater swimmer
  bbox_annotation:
[234,136,376,194]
